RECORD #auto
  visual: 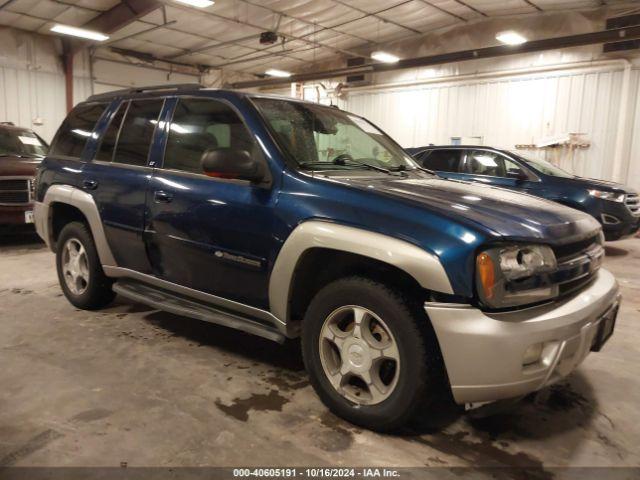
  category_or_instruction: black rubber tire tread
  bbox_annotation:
[301,275,449,432]
[56,221,115,310]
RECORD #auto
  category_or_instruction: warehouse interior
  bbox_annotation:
[1,0,640,475]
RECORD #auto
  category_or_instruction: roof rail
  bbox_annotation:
[87,83,204,102]
[0,121,15,126]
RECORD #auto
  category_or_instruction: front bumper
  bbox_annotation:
[0,204,35,225]
[602,217,639,241]
[426,268,620,404]
[599,201,640,240]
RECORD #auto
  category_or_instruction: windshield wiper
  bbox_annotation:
[336,159,395,175]
[299,160,392,174]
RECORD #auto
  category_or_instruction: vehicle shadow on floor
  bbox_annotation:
[605,245,628,257]
[0,231,43,251]
[397,372,603,470]
[140,309,305,372]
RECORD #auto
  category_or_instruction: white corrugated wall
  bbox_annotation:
[0,27,199,142]
[344,63,640,190]
[0,28,82,142]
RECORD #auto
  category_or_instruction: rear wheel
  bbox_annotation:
[56,222,115,310]
[302,276,447,431]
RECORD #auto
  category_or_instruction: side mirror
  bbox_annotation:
[506,168,528,181]
[201,148,265,183]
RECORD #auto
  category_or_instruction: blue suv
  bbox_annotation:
[408,145,640,241]
[34,85,620,431]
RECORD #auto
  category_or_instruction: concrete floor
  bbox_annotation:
[1,232,639,471]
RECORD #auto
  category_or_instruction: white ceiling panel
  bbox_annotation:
[0,0,628,75]
[376,0,458,32]
[255,0,362,27]
[470,0,537,15]
[530,0,600,9]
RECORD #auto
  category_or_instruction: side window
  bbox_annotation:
[466,150,525,178]
[420,150,461,172]
[50,103,107,158]
[163,98,256,175]
[502,156,526,178]
[113,99,164,167]
[95,102,127,162]
[466,150,503,177]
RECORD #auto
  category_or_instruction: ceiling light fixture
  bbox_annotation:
[496,30,527,46]
[173,0,215,7]
[371,51,400,63]
[265,69,292,78]
[50,24,109,42]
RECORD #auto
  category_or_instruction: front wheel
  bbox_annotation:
[56,221,115,310]
[302,276,448,431]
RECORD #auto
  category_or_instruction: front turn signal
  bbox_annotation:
[476,252,496,301]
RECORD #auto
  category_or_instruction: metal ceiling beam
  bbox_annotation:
[83,0,163,35]
[0,0,17,11]
[522,0,544,12]
[230,25,640,88]
[103,19,176,45]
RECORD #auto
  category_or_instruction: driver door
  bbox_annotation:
[144,96,277,309]
[461,150,535,194]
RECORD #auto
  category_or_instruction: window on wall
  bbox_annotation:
[163,98,256,175]
[50,103,107,158]
[95,102,127,162]
[113,99,164,167]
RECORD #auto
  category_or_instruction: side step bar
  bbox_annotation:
[112,279,285,343]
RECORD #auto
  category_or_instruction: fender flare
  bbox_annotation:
[34,184,117,267]
[268,220,454,322]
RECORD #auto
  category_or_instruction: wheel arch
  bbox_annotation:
[269,221,453,331]
[35,184,117,267]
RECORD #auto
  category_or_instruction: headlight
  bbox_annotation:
[588,189,625,203]
[476,244,558,309]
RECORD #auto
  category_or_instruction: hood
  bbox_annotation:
[331,173,601,243]
[0,156,41,177]
[560,175,635,194]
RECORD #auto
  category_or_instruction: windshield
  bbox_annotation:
[511,152,573,178]
[253,98,419,172]
[0,129,48,157]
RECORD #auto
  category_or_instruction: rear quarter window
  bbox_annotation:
[50,103,107,159]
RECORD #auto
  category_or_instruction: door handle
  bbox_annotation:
[83,179,98,190]
[154,190,173,203]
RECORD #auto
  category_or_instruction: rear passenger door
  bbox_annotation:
[84,98,165,273]
[144,96,277,309]
[415,149,464,180]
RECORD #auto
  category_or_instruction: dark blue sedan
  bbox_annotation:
[408,145,639,241]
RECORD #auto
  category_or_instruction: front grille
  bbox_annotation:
[0,179,28,191]
[626,193,639,217]
[0,178,31,205]
[551,235,603,298]
[552,234,599,262]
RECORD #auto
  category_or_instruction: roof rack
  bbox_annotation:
[87,83,204,102]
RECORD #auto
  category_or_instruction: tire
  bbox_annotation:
[56,221,115,310]
[301,276,448,432]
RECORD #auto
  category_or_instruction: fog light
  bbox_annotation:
[601,214,621,225]
[523,343,544,366]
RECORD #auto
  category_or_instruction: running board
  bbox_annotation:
[112,279,285,343]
